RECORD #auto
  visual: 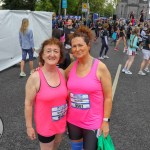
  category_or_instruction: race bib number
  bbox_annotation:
[70,93,90,109]
[52,104,67,121]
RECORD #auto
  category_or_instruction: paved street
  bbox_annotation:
[0,37,150,150]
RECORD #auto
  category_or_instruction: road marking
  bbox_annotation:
[112,64,122,101]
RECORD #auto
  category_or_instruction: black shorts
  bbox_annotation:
[140,18,144,22]
[119,33,125,37]
[37,133,55,143]
[67,122,98,150]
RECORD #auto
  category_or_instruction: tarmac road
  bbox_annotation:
[0,37,150,150]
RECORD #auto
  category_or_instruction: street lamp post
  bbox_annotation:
[58,0,61,15]
[86,0,89,26]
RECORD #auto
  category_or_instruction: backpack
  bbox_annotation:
[130,35,136,48]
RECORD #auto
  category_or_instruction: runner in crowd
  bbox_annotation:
[99,24,109,59]
[138,28,150,75]
[122,27,140,75]
[52,28,65,43]
[114,20,128,52]
[129,11,135,26]
[19,18,34,77]
[94,20,102,42]
[126,22,133,47]
[25,38,68,150]
[139,10,148,25]
[65,25,112,150]
[62,19,76,69]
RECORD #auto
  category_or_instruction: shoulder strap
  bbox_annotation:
[130,35,136,47]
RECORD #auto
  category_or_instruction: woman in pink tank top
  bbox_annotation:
[25,38,68,150]
[65,26,113,150]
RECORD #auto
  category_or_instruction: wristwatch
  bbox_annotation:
[103,118,110,122]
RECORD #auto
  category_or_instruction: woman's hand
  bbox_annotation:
[101,121,109,138]
[27,127,36,140]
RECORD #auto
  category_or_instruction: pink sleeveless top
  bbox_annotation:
[67,59,104,130]
[34,68,68,136]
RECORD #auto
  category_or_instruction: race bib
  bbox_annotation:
[70,93,90,109]
[52,104,67,121]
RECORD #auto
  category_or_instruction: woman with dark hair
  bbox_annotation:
[114,20,128,52]
[139,9,148,24]
[130,11,135,26]
[25,38,68,150]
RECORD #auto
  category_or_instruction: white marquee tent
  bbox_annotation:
[0,10,53,71]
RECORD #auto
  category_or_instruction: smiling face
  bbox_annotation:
[42,44,61,66]
[71,37,90,59]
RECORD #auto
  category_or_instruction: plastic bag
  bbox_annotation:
[112,32,117,40]
[97,134,115,150]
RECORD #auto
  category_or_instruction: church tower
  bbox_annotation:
[116,0,149,19]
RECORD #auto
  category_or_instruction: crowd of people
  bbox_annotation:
[22,9,150,150]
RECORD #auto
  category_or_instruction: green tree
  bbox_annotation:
[1,0,36,10]
[36,0,106,16]
[35,0,55,12]
[104,3,114,17]
[1,0,111,16]
[35,0,81,15]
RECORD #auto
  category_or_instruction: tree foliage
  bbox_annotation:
[1,0,115,17]
[1,0,36,10]
[104,3,114,17]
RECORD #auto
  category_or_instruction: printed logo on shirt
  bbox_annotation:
[52,104,67,121]
[70,93,90,109]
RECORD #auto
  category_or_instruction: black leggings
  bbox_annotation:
[37,133,55,143]
[99,42,109,57]
[67,122,98,150]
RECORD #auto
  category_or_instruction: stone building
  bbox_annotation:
[116,0,150,19]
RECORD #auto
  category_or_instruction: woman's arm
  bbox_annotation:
[25,72,39,140]
[29,30,34,50]
[97,62,112,137]
[19,32,22,48]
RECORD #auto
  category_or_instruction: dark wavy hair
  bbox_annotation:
[39,38,64,65]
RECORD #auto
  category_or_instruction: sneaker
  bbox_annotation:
[122,68,126,73]
[138,71,146,76]
[98,56,104,60]
[123,48,128,53]
[125,70,132,75]
[20,72,26,77]
[114,47,118,51]
[135,52,139,55]
[144,68,150,73]
[103,55,109,59]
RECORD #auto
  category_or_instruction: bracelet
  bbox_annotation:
[103,118,110,122]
